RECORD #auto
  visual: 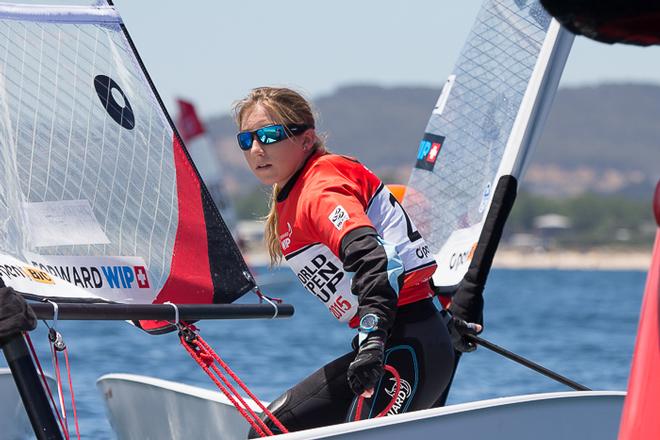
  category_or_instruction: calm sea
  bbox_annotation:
[2,268,647,439]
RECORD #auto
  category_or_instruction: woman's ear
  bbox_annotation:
[302,129,316,150]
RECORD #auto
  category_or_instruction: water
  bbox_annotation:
[2,268,647,439]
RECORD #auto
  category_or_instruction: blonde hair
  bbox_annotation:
[233,87,327,265]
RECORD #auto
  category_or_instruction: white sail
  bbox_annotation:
[404,0,573,290]
[0,3,253,312]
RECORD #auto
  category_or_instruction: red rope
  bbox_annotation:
[193,334,289,434]
[354,365,401,422]
[24,333,68,435]
[180,339,271,437]
[179,328,282,437]
[51,343,70,439]
[63,349,81,440]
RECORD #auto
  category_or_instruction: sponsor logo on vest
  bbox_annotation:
[328,205,349,231]
[384,377,413,415]
[415,244,431,259]
[280,222,293,251]
[296,254,344,303]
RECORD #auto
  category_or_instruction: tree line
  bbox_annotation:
[233,186,656,249]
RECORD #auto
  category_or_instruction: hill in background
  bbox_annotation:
[204,83,660,199]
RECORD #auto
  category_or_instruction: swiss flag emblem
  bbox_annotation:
[426,143,441,163]
[134,266,150,289]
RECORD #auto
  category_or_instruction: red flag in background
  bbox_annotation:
[618,181,660,439]
[176,99,206,142]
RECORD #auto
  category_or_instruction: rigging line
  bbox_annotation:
[466,334,591,391]
[46,299,59,331]
[24,332,68,435]
[259,291,279,319]
[163,301,179,326]
[192,332,288,434]
[179,335,272,437]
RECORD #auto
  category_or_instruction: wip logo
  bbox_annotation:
[101,265,150,289]
[384,377,413,415]
[415,133,445,172]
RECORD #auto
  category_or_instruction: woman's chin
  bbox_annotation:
[253,168,277,186]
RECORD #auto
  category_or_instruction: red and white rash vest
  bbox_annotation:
[276,152,437,328]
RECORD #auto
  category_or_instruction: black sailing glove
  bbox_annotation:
[347,331,386,396]
[442,310,482,353]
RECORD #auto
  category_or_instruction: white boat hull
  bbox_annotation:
[1,368,56,440]
[97,374,624,440]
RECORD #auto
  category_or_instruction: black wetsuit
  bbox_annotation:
[249,299,453,436]
[248,153,455,436]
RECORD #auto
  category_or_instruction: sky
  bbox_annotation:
[108,1,660,118]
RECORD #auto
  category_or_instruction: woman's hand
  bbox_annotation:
[347,331,386,396]
[442,310,483,352]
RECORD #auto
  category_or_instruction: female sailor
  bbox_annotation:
[234,86,479,435]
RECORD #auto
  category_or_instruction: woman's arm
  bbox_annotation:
[340,226,403,333]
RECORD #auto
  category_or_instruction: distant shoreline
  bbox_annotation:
[493,248,651,271]
[246,247,652,271]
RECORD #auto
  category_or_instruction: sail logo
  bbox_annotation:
[415,133,445,171]
[24,266,55,284]
[94,75,135,130]
[101,265,150,289]
[384,377,413,415]
[26,260,151,290]
[0,264,54,284]
[448,243,477,271]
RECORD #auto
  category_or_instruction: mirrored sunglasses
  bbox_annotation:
[236,124,310,151]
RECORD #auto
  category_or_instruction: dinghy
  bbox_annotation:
[0,0,649,438]
[97,373,624,440]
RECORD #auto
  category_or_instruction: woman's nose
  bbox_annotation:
[250,138,266,155]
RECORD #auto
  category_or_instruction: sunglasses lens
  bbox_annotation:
[258,125,285,144]
[237,132,253,150]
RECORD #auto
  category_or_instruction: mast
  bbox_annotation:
[1,334,63,440]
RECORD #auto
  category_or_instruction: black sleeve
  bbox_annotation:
[340,226,403,332]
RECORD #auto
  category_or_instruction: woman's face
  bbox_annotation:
[241,104,313,187]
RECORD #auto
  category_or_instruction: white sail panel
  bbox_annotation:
[404,0,573,290]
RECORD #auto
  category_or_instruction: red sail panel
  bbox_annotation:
[176,99,206,142]
[618,181,660,439]
[138,135,214,333]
